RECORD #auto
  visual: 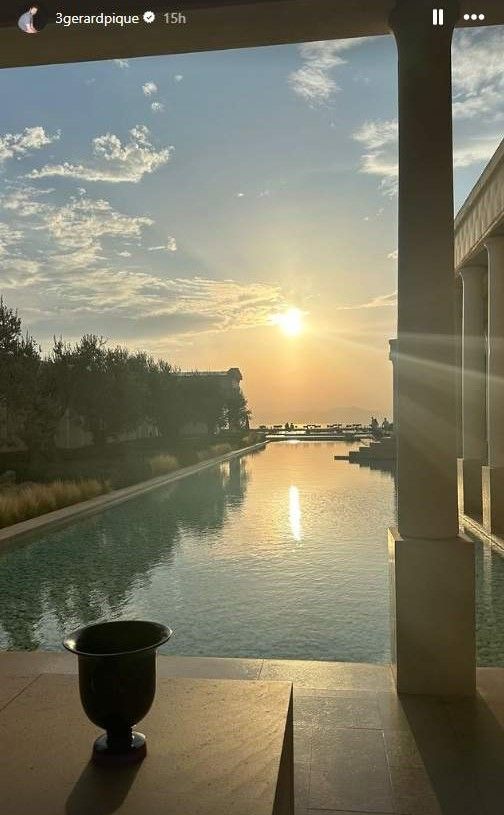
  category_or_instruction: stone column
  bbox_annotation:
[454,275,463,459]
[458,266,487,519]
[482,236,504,535]
[388,0,475,696]
[388,339,398,432]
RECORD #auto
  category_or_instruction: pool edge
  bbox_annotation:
[0,441,267,548]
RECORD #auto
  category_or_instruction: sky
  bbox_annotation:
[0,25,503,425]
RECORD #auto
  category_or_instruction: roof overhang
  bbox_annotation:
[1,0,504,69]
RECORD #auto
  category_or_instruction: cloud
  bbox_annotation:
[363,207,384,222]
[0,222,23,257]
[452,26,504,121]
[114,59,129,68]
[0,184,55,216]
[354,118,501,194]
[353,119,398,195]
[336,291,397,310]
[148,237,177,252]
[349,29,504,196]
[0,258,46,291]
[174,75,183,82]
[0,185,153,289]
[151,102,164,113]
[26,125,172,184]
[353,120,397,151]
[289,38,367,104]
[33,272,283,349]
[0,127,60,165]
[0,183,282,343]
[43,195,153,251]
[130,277,284,333]
[453,136,501,167]
[142,81,158,96]
[5,265,283,340]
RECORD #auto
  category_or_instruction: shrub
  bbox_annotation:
[241,432,265,446]
[149,454,179,477]
[0,479,110,528]
[195,443,232,462]
[209,442,232,456]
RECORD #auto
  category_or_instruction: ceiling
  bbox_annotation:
[1,0,503,69]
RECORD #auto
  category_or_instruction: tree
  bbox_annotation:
[182,376,227,434]
[226,388,251,432]
[0,296,23,356]
[0,298,254,452]
[149,360,184,440]
[126,351,159,429]
[58,334,109,446]
[0,298,61,453]
[56,336,162,446]
[103,345,148,440]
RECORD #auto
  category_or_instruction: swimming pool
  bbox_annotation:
[0,441,502,665]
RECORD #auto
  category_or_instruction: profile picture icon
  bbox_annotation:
[18,5,47,34]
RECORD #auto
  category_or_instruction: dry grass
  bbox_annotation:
[209,442,233,456]
[241,432,265,446]
[0,479,111,529]
[196,442,233,462]
[149,453,179,477]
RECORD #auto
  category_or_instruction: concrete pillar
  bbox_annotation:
[388,339,398,432]
[482,236,504,535]
[454,275,463,459]
[455,276,463,512]
[458,266,487,519]
[389,339,399,523]
[388,0,475,696]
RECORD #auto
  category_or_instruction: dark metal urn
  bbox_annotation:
[63,620,172,766]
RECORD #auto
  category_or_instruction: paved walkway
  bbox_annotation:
[1,653,503,814]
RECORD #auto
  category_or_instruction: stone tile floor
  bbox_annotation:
[1,653,503,814]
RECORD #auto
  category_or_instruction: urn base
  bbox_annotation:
[92,730,147,766]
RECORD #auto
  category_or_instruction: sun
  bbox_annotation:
[271,308,303,337]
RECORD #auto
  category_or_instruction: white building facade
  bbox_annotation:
[456,138,504,540]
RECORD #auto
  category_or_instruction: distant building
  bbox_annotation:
[175,367,242,392]
[390,136,504,540]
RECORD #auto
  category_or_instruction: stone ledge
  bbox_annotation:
[461,512,504,555]
[0,672,293,815]
[1,651,501,694]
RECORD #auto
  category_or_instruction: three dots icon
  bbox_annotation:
[463,12,485,20]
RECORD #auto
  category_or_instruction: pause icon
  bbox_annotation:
[432,8,444,25]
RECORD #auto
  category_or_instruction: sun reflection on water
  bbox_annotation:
[289,485,302,542]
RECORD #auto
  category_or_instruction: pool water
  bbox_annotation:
[0,441,502,665]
